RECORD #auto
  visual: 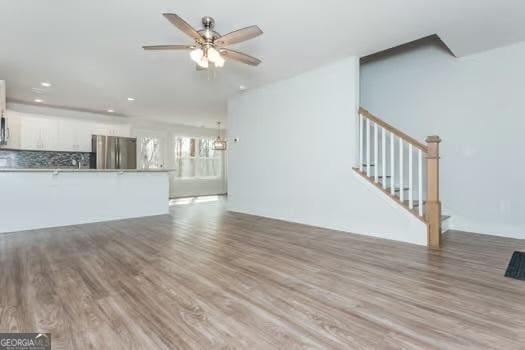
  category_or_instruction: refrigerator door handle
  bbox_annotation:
[115,139,120,169]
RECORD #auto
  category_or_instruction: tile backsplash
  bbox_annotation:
[0,148,93,169]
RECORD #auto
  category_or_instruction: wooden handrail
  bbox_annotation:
[359,107,428,153]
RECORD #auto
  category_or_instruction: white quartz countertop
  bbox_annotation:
[0,168,173,173]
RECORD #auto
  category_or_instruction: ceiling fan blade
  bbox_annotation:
[143,45,193,50]
[196,64,207,71]
[220,49,261,66]
[162,13,202,42]
[215,25,263,46]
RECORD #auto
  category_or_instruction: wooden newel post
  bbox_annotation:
[425,135,441,249]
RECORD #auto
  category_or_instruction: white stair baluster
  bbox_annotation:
[399,137,404,202]
[366,119,371,176]
[418,149,424,217]
[409,144,413,209]
[359,114,364,172]
[382,128,386,189]
[390,132,395,195]
[374,122,379,182]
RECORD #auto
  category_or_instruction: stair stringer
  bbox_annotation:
[352,170,428,246]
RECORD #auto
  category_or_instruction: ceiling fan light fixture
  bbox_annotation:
[197,56,209,68]
[190,47,204,63]
[207,47,221,63]
[215,56,225,68]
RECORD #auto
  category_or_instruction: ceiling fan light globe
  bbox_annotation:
[197,57,209,68]
[207,47,221,63]
[190,48,204,63]
[215,56,225,68]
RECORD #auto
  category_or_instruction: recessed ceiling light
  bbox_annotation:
[40,82,52,87]
[107,109,115,113]
[34,99,44,103]
[127,97,135,101]
[239,85,247,91]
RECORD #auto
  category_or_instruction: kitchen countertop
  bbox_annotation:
[0,168,173,173]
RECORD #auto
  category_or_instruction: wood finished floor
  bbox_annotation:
[1,197,524,349]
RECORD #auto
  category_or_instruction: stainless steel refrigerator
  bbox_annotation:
[92,135,137,169]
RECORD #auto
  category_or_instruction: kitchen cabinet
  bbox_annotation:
[58,119,93,152]
[20,116,59,151]
[0,80,6,113]
[16,113,131,152]
[93,124,131,138]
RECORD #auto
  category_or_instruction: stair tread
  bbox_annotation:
[402,200,421,207]
[387,187,409,193]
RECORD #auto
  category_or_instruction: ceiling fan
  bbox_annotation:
[143,13,263,70]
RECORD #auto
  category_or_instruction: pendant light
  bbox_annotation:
[213,122,227,151]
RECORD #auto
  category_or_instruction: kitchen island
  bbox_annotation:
[0,168,170,233]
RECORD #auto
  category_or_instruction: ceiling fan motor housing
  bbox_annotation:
[198,16,220,43]
[202,16,215,29]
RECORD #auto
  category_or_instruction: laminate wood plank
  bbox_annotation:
[0,198,524,349]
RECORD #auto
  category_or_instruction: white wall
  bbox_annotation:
[0,171,169,233]
[361,39,525,239]
[228,57,427,245]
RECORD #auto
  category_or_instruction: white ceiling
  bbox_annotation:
[1,0,525,127]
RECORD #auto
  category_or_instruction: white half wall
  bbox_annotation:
[228,57,427,246]
[361,39,525,239]
[0,171,169,233]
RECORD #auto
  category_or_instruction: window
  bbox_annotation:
[174,137,196,178]
[198,138,221,178]
[139,137,163,169]
[173,137,222,179]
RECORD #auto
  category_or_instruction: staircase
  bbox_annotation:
[354,107,446,249]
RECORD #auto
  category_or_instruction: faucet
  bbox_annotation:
[71,155,85,169]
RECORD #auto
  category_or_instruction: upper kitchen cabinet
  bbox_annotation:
[93,123,131,138]
[0,80,6,113]
[20,116,59,151]
[15,112,132,152]
[58,119,93,152]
